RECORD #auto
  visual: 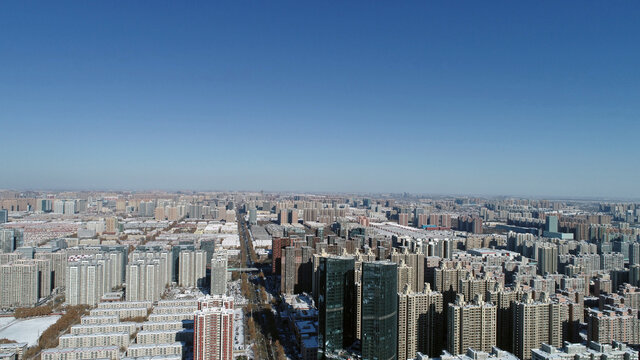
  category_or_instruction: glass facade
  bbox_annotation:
[318,256,356,359]
[361,261,398,360]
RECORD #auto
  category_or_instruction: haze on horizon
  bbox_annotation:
[1,2,639,198]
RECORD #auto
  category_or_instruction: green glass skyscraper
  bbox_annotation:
[317,256,356,359]
[361,261,398,360]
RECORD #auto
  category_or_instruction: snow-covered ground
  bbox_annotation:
[233,308,245,351]
[0,317,15,329]
[0,315,61,345]
[228,280,248,306]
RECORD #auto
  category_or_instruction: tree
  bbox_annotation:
[275,339,286,360]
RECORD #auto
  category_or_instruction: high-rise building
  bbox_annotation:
[171,244,195,282]
[248,208,257,225]
[513,294,564,360]
[545,216,558,233]
[16,259,53,299]
[281,245,313,294]
[537,244,558,275]
[317,255,355,359]
[289,209,299,224]
[37,199,52,212]
[194,306,234,360]
[64,200,76,215]
[587,307,640,345]
[279,209,289,225]
[0,228,23,253]
[105,217,118,234]
[434,263,469,304]
[75,199,87,213]
[361,261,397,360]
[66,259,105,306]
[102,245,129,286]
[53,200,65,214]
[630,265,640,287]
[0,261,38,308]
[126,259,164,302]
[417,213,428,228]
[271,237,292,275]
[139,201,156,217]
[210,251,228,296]
[629,243,640,266]
[397,261,413,293]
[0,209,7,223]
[447,294,497,355]
[154,206,165,221]
[486,285,529,353]
[189,204,202,219]
[398,283,444,359]
[179,250,207,288]
[398,213,409,226]
[459,276,500,303]
[167,206,179,221]
[116,199,127,212]
[35,251,67,290]
[391,247,425,293]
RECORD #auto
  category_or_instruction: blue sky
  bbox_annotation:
[1,1,639,198]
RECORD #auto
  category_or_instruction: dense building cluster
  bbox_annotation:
[1,191,640,360]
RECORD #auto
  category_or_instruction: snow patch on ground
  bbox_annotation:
[233,308,244,351]
[0,317,15,329]
[0,315,61,346]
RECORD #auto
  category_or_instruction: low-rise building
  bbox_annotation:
[41,345,119,360]
[70,322,138,335]
[58,332,129,348]
[532,341,638,360]
[126,342,184,358]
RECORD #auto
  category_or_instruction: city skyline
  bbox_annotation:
[2,1,640,198]
[1,187,638,202]
[2,190,640,359]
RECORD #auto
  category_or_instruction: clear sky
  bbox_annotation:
[1,1,639,198]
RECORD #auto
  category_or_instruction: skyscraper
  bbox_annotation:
[398,213,409,226]
[105,217,118,234]
[391,247,425,293]
[587,307,640,346]
[53,200,65,214]
[126,259,163,302]
[271,237,292,275]
[317,255,355,359]
[64,200,76,215]
[629,242,640,266]
[0,262,38,308]
[545,215,559,233]
[397,283,444,359]
[248,208,257,225]
[0,228,23,253]
[513,294,564,360]
[486,285,529,353]
[282,245,313,294]
[179,250,207,288]
[434,263,469,304]
[361,261,397,360]
[211,251,228,296]
[194,306,234,360]
[0,209,7,223]
[447,294,497,355]
[66,259,105,306]
[35,251,67,290]
[537,244,558,275]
